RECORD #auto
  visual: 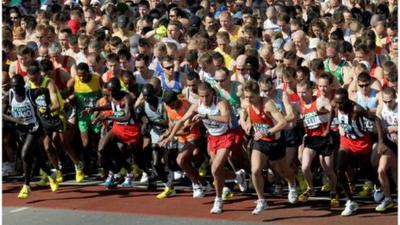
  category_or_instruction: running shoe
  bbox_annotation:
[48,174,59,192]
[235,169,248,192]
[193,183,205,198]
[17,185,31,199]
[375,199,394,212]
[36,172,49,187]
[75,164,85,183]
[298,189,313,202]
[55,170,63,183]
[210,198,223,214]
[373,186,384,203]
[140,172,149,183]
[131,164,141,179]
[222,187,234,201]
[358,182,373,197]
[252,199,267,215]
[104,174,117,189]
[198,161,209,177]
[321,182,330,192]
[330,197,340,207]
[121,175,133,188]
[156,186,176,199]
[174,171,183,180]
[119,167,127,177]
[341,200,359,216]
[288,189,298,204]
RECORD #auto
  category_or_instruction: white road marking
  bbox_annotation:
[10,207,29,213]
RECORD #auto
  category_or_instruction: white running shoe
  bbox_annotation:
[174,171,183,180]
[140,172,149,183]
[341,200,359,216]
[235,169,248,192]
[193,183,205,198]
[288,189,298,204]
[375,199,394,212]
[373,186,384,203]
[210,198,223,214]
[252,199,267,215]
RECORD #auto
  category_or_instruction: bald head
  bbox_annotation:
[292,30,308,52]
[236,54,247,67]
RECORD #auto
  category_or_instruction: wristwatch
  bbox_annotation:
[266,130,272,136]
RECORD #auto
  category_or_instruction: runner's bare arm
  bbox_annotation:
[47,81,61,112]
[161,103,198,144]
[282,91,295,122]
[206,100,231,123]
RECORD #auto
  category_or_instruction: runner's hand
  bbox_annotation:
[192,114,206,122]
[254,131,263,141]
[81,108,92,117]
[159,135,172,147]
[377,142,389,155]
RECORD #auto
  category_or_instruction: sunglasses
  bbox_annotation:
[358,83,370,88]
[383,99,393,104]
[164,66,174,70]
[215,78,226,83]
[275,59,283,63]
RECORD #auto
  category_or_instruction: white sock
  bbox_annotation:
[215,197,222,202]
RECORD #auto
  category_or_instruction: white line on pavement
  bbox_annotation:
[10,207,29,213]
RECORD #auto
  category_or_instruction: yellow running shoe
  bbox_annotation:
[330,198,340,207]
[37,173,48,186]
[55,170,63,183]
[48,174,59,192]
[119,167,127,177]
[298,189,313,202]
[18,185,31,199]
[359,183,373,197]
[75,167,85,183]
[222,187,234,201]
[131,164,141,179]
[321,182,330,192]
[198,161,209,177]
[156,186,176,199]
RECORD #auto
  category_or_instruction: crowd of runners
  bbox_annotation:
[2,0,398,217]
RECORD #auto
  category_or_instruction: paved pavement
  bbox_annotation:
[3,207,265,225]
[3,175,398,225]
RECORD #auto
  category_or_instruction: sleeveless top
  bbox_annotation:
[300,98,330,137]
[10,89,40,132]
[249,98,280,142]
[27,76,64,114]
[356,89,379,110]
[161,72,182,93]
[381,103,398,142]
[165,98,201,141]
[197,96,230,136]
[74,73,102,112]
[337,109,367,139]
[111,94,135,125]
[16,60,28,77]
[324,58,347,85]
[144,97,166,129]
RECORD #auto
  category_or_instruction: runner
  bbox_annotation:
[333,88,384,216]
[160,82,247,214]
[3,74,59,199]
